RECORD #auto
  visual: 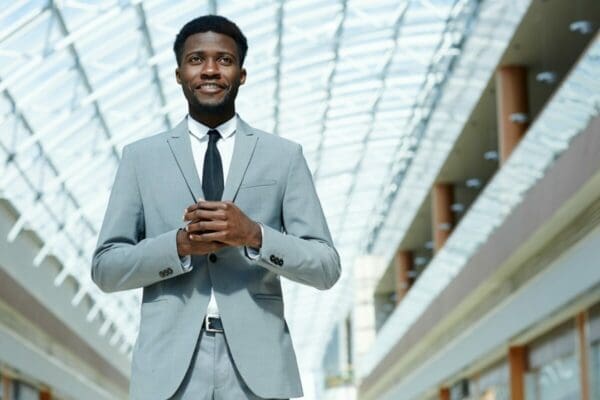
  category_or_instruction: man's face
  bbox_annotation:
[176,31,246,114]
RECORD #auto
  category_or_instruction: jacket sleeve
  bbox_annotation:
[253,144,341,290]
[91,145,191,293]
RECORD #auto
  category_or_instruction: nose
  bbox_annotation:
[201,58,220,78]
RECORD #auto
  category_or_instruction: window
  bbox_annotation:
[473,361,509,400]
[525,322,580,400]
[13,381,39,400]
[525,354,580,400]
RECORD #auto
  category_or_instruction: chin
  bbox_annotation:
[195,101,230,115]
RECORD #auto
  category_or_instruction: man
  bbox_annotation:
[91,15,341,400]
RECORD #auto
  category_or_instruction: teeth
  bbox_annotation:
[200,84,220,89]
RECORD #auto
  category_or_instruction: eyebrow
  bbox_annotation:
[185,50,237,60]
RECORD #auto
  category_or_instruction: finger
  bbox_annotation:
[184,208,224,222]
[188,231,228,243]
[186,220,226,233]
[197,201,229,210]
[185,203,200,213]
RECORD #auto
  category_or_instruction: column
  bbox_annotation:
[2,374,11,400]
[576,312,590,400]
[509,346,527,400]
[39,388,52,400]
[432,183,454,252]
[496,65,529,164]
[394,250,413,304]
[439,387,450,400]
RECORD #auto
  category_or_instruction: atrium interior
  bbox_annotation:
[0,0,599,399]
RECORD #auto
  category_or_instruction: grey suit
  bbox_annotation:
[91,117,341,399]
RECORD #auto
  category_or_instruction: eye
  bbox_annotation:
[219,55,234,65]
[189,55,202,63]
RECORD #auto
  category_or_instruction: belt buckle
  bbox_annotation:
[205,315,224,333]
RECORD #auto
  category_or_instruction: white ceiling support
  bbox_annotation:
[134,2,171,130]
[49,0,120,162]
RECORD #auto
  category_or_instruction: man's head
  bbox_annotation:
[174,15,248,123]
[173,15,248,67]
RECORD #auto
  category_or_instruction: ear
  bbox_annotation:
[175,67,182,85]
[240,68,247,85]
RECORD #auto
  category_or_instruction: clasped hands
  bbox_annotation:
[176,201,262,257]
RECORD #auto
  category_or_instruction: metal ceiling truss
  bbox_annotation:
[365,0,482,252]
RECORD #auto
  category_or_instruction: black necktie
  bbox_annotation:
[202,129,224,201]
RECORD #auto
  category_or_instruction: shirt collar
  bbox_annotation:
[187,114,237,139]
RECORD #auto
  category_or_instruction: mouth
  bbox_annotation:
[195,82,226,94]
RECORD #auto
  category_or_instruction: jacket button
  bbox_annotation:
[209,253,217,263]
[270,255,276,263]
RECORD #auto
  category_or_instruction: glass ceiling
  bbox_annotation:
[0,0,481,372]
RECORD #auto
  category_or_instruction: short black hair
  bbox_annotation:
[173,15,248,67]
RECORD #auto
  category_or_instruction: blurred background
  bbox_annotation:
[0,0,599,399]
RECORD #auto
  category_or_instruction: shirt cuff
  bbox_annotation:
[180,255,192,271]
[244,223,264,260]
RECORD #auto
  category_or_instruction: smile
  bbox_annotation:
[196,83,225,94]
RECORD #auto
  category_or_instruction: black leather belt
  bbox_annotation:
[203,316,224,333]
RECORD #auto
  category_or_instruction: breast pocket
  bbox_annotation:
[240,179,278,189]
[235,180,280,221]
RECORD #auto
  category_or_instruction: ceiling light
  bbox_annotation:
[438,222,452,231]
[509,113,528,124]
[536,71,557,84]
[484,150,499,160]
[570,21,593,35]
[451,203,465,212]
[466,178,481,188]
[414,257,428,267]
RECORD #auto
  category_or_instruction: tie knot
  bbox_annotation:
[207,129,221,142]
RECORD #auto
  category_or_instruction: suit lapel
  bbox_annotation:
[166,118,204,203]
[222,117,258,202]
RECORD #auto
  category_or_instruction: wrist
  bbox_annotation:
[248,222,262,249]
[176,228,190,257]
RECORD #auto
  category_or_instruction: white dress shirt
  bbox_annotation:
[182,114,261,318]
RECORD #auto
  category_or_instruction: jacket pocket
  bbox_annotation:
[253,293,283,301]
[240,179,277,189]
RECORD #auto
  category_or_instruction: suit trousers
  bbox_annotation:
[170,327,288,400]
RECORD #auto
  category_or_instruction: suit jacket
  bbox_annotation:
[91,117,341,400]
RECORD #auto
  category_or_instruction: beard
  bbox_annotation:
[193,98,230,115]
[185,81,240,116]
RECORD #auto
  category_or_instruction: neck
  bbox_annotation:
[188,107,235,128]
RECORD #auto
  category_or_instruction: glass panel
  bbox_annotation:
[591,340,600,400]
[479,385,509,400]
[525,353,581,400]
[13,381,38,400]
[476,361,509,400]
